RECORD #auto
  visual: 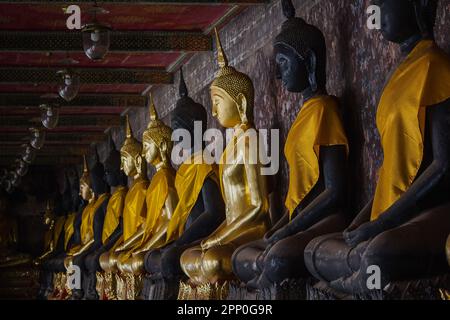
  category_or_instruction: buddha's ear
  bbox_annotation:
[305,49,317,92]
[135,154,142,174]
[237,93,248,125]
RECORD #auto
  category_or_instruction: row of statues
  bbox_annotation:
[34,0,449,300]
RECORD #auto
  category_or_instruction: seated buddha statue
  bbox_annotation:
[304,0,450,295]
[179,29,271,292]
[98,116,149,299]
[115,96,178,300]
[46,169,85,300]
[231,0,349,293]
[83,135,128,300]
[36,193,68,299]
[64,153,110,299]
[142,69,225,299]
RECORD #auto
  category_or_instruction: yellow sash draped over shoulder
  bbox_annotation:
[141,167,175,245]
[371,40,450,221]
[122,178,148,241]
[63,213,75,250]
[166,152,219,243]
[284,95,348,217]
[80,193,109,244]
[102,186,127,244]
[52,216,66,248]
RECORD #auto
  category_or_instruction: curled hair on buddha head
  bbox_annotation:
[274,0,327,91]
[89,145,109,194]
[172,68,207,143]
[142,94,173,161]
[211,28,255,124]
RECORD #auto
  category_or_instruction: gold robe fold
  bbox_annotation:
[284,95,349,217]
[102,186,127,244]
[122,178,148,242]
[52,216,66,249]
[63,213,76,251]
[80,193,109,244]
[371,40,450,220]
[166,152,219,243]
[141,167,176,246]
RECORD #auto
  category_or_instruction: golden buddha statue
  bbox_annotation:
[115,96,177,299]
[63,154,110,299]
[179,29,270,294]
[98,115,149,299]
[35,200,63,264]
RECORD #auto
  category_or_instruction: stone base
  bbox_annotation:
[227,278,311,300]
[140,274,181,300]
[307,274,450,300]
[178,281,229,300]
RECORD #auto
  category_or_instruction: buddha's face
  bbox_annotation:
[79,181,92,201]
[211,87,241,128]
[120,152,136,177]
[376,0,420,43]
[274,44,309,93]
[143,139,159,165]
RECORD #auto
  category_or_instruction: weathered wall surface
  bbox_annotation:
[100,0,450,216]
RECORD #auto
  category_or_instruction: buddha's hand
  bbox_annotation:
[267,226,291,245]
[200,238,218,251]
[343,222,379,247]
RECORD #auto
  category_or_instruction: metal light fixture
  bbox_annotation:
[9,171,21,188]
[57,69,80,101]
[15,158,29,177]
[39,103,60,129]
[30,127,46,150]
[21,143,36,164]
[81,2,111,61]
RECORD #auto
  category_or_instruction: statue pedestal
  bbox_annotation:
[140,274,181,300]
[178,281,229,300]
[307,274,450,300]
[228,279,310,300]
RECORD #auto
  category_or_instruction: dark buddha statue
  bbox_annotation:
[65,152,110,299]
[304,0,450,296]
[83,136,128,300]
[45,168,86,299]
[142,69,226,299]
[231,0,349,292]
[36,179,72,299]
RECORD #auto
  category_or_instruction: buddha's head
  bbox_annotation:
[105,134,128,187]
[89,147,109,195]
[171,68,207,152]
[273,0,326,94]
[374,0,437,43]
[142,95,173,167]
[120,115,144,178]
[79,155,94,201]
[43,199,55,227]
[210,28,254,128]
